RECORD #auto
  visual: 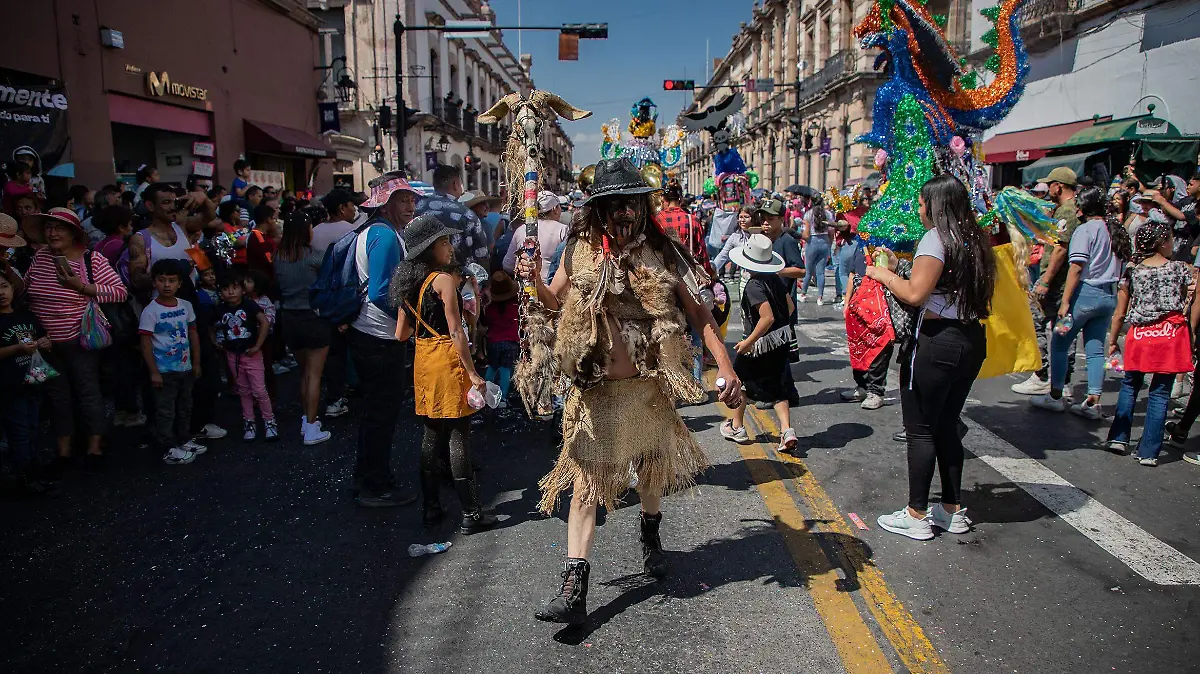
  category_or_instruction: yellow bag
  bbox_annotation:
[405,273,475,419]
[978,243,1042,380]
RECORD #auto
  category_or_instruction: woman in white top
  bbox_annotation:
[864,175,996,541]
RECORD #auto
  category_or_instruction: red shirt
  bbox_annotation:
[246,229,277,280]
[483,299,519,343]
[655,206,709,264]
[26,248,128,342]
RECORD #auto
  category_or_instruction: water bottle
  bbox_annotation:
[1054,314,1073,336]
[408,542,452,557]
[466,387,486,410]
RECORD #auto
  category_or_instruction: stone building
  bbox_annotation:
[309,0,574,195]
[683,0,970,195]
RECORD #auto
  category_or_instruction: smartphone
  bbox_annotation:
[54,255,72,276]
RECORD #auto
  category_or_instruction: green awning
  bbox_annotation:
[1053,115,1183,148]
[1138,139,1200,164]
[1020,149,1107,184]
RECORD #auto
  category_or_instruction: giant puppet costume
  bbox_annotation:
[480,95,741,627]
[846,0,1051,380]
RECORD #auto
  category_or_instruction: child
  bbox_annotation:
[720,234,800,452]
[482,270,519,408]
[840,243,892,411]
[139,260,205,465]
[245,269,286,398]
[1104,220,1198,465]
[0,274,53,493]
[214,273,276,441]
[189,263,227,441]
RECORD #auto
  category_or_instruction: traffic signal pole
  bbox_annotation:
[393,17,607,176]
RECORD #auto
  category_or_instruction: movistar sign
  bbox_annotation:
[146,72,208,101]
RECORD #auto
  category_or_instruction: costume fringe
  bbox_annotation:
[513,305,559,417]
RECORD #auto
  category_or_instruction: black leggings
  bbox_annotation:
[420,417,473,479]
[900,320,986,512]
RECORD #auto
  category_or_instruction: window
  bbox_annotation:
[430,50,441,101]
[1141,2,1200,51]
[449,65,458,100]
[822,15,832,60]
[466,77,473,107]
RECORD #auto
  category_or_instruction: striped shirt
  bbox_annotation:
[26,248,129,343]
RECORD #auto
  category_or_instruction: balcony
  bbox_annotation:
[1019,0,1081,50]
[421,98,504,151]
[795,50,858,108]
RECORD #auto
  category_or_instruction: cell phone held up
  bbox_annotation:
[54,255,73,277]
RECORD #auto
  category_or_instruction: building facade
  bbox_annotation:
[0,0,333,195]
[683,0,971,195]
[309,0,575,195]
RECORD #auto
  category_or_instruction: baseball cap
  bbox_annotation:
[756,197,785,217]
[1038,167,1077,187]
[1031,182,1049,194]
[536,190,560,214]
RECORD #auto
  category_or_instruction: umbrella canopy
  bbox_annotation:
[861,172,883,189]
[783,184,817,197]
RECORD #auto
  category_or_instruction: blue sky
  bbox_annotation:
[490,0,758,167]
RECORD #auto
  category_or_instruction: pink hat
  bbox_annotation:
[38,207,84,231]
[361,172,418,208]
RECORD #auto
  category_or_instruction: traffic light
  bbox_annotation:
[561,23,608,39]
[378,104,392,130]
[663,80,695,91]
[464,153,480,171]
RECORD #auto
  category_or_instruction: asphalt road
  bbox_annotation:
[4,289,1200,673]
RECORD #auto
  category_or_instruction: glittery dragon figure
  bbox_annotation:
[854,0,1029,149]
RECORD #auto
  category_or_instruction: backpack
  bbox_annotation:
[116,229,154,290]
[309,221,376,326]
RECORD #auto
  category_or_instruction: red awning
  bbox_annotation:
[243,119,333,159]
[108,94,212,136]
[983,117,1112,164]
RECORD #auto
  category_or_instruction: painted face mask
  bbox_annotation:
[602,196,645,241]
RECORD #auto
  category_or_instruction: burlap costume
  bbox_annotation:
[536,234,708,514]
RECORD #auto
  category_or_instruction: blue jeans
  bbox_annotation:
[1050,283,1116,395]
[1107,371,1173,458]
[802,236,831,298]
[0,394,40,471]
[835,240,860,300]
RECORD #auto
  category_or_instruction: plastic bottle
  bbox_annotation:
[1054,314,1073,336]
[408,542,452,557]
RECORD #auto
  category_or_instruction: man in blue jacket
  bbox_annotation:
[350,172,418,507]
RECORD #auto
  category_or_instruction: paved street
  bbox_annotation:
[5,294,1200,674]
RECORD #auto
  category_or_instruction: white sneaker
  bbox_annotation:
[198,423,227,439]
[720,419,750,444]
[324,397,350,418]
[1104,440,1129,455]
[841,387,867,403]
[929,503,971,534]
[877,508,934,540]
[816,298,824,306]
[779,427,798,452]
[797,294,807,303]
[264,419,280,442]
[1011,374,1051,395]
[243,420,257,442]
[303,419,332,446]
[272,362,291,376]
[180,439,208,455]
[162,447,196,465]
[1069,399,1103,420]
[1030,393,1067,412]
[1138,456,1159,467]
[861,393,885,410]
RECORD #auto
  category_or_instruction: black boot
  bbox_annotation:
[421,466,444,527]
[453,477,498,535]
[534,558,589,625]
[641,511,668,579]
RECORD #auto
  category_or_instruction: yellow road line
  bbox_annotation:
[739,402,952,674]
[733,429,894,673]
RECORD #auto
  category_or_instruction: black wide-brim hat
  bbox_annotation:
[582,157,661,206]
[401,214,458,260]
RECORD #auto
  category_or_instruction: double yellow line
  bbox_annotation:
[716,387,950,674]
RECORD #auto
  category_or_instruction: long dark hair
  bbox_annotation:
[809,196,829,233]
[568,193,698,271]
[277,210,313,263]
[1075,185,1133,263]
[919,175,995,320]
[389,241,459,314]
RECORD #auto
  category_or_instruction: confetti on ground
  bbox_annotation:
[848,513,869,530]
[699,582,711,591]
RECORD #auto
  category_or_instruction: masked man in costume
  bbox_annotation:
[516,158,743,626]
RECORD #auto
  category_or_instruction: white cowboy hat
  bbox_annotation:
[729,233,784,273]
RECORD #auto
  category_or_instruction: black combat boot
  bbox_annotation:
[534,558,590,625]
[453,477,499,535]
[420,465,444,527]
[641,511,668,579]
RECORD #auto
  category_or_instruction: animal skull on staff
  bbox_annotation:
[478,90,591,417]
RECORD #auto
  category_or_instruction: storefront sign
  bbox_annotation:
[0,67,71,177]
[192,141,215,157]
[192,161,215,177]
[1015,149,1030,161]
[249,169,285,191]
[146,71,208,101]
[1135,118,1168,136]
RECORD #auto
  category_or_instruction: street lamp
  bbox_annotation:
[314,56,358,104]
